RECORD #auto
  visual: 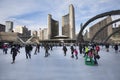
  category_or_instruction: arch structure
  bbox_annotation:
[102,28,120,43]
[17,36,25,44]
[25,36,39,44]
[91,18,120,43]
[77,10,120,42]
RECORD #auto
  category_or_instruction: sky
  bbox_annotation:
[0,0,120,34]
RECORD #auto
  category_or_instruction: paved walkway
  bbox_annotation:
[0,46,120,80]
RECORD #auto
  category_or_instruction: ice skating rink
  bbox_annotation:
[0,46,120,80]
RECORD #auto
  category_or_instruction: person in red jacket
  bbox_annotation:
[74,48,78,60]
[3,44,8,54]
[95,45,100,54]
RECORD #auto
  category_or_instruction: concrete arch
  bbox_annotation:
[77,10,120,42]
[102,28,120,43]
[91,18,120,42]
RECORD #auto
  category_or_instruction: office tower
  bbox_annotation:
[14,26,23,34]
[32,30,38,37]
[38,28,43,40]
[38,28,48,40]
[5,21,13,32]
[43,28,48,40]
[62,4,75,39]
[48,14,59,39]
[0,24,5,32]
[14,26,31,36]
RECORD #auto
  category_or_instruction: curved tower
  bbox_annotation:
[48,14,52,39]
[47,14,59,39]
[62,4,75,39]
[69,4,75,39]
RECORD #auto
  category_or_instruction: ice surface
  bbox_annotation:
[0,46,120,80]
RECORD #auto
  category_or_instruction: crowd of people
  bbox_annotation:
[0,43,120,65]
[62,44,101,65]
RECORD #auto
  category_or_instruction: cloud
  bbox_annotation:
[0,0,120,33]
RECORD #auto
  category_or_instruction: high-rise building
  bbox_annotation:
[43,28,48,40]
[62,14,70,38]
[0,24,5,32]
[89,16,113,42]
[38,28,42,40]
[5,21,13,32]
[62,4,75,39]
[14,26,31,35]
[38,28,48,40]
[14,26,23,34]
[32,30,38,37]
[48,14,59,39]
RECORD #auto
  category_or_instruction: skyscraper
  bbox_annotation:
[14,26,31,36]
[0,24,5,32]
[5,21,13,32]
[32,30,38,37]
[48,14,59,39]
[62,4,75,39]
[38,28,48,40]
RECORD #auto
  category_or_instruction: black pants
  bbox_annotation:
[94,56,98,64]
[64,51,67,56]
[12,53,17,62]
[71,51,74,58]
[26,52,31,59]
[75,54,78,59]
[84,52,88,57]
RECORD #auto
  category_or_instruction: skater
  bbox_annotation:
[105,43,109,52]
[70,45,74,58]
[34,44,40,55]
[95,45,100,54]
[50,44,53,51]
[25,44,33,59]
[3,44,8,54]
[62,45,67,56]
[83,45,89,57]
[74,48,78,60]
[93,49,99,65]
[79,43,82,54]
[11,45,20,64]
[114,44,118,53]
[88,49,94,62]
[44,44,50,57]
